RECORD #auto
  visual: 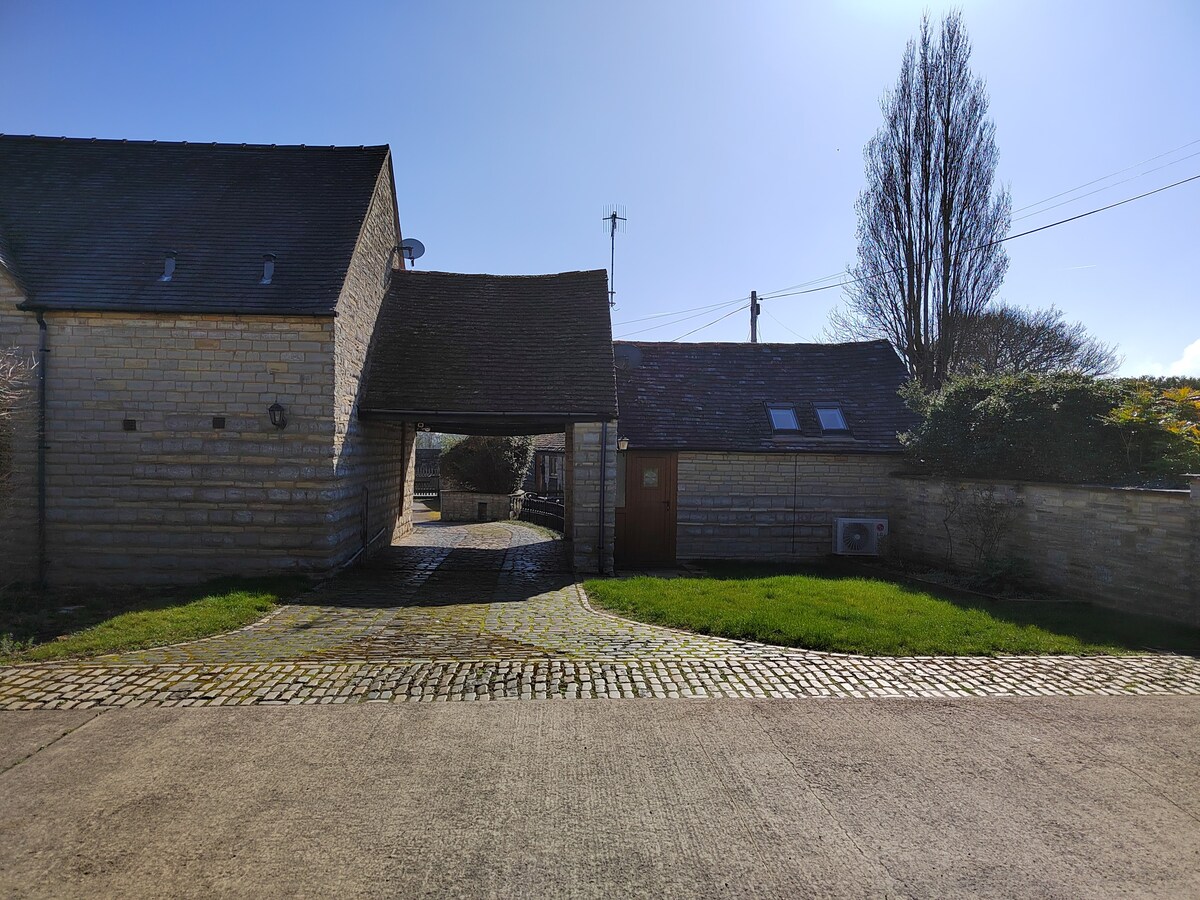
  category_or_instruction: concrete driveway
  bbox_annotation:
[1,698,1198,898]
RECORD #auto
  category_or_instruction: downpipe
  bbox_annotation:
[598,421,608,575]
[35,311,47,591]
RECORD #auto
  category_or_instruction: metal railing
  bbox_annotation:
[518,495,565,533]
[414,475,440,499]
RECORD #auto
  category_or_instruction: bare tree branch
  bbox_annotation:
[952,304,1122,376]
[831,10,1011,391]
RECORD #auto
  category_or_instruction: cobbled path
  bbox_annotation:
[2,522,1198,708]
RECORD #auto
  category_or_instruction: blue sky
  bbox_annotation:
[3,0,1197,375]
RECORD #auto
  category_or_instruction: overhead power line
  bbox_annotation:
[617,142,1200,343]
[1011,148,1200,223]
[614,298,747,338]
[1013,137,1200,214]
[763,308,807,340]
[669,303,747,342]
[612,295,747,327]
[760,172,1200,303]
[994,172,1200,244]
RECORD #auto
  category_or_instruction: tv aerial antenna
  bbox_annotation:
[400,237,425,269]
[602,205,626,307]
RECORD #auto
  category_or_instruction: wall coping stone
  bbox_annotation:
[890,471,1191,498]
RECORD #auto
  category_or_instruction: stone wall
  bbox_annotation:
[675,452,897,561]
[889,475,1200,626]
[0,271,39,583]
[18,309,338,583]
[329,157,409,563]
[441,490,520,523]
[567,421,616,574]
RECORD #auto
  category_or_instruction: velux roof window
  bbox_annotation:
[766,404,800,432]
[814,403,849,433]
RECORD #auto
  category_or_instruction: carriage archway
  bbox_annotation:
[357,269,618,574]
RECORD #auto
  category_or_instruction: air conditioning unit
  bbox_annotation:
[834,518,889,556]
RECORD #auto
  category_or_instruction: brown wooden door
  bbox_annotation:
[619,451,677,567]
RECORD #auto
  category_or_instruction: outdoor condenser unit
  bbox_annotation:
[833,518,889,556]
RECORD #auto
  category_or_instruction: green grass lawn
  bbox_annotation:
[0,577,306,664]
[584,567,1200,656]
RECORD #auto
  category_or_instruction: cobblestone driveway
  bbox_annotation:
[2,522,1198,707]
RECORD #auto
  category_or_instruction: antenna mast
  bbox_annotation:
[602,205,626,307]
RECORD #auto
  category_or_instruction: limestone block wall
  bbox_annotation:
[328,154,408,564]
[441,490,520,523]
[567,421,616,574]
[675,452,897,561]
[889,475,1200,626]
[0,273,39,583]
[34,311,339,583]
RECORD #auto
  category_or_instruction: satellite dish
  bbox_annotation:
[613,343,642,370]
[400,238,425,267]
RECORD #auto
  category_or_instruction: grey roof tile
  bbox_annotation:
[615,340,916,453]
[361,270,617,427]
[0,135,389,315]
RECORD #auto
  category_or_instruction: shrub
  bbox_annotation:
[902,373,1200,484]
[902,373,1128,482]
[439,435,535,494]
[1104,386,1200,478]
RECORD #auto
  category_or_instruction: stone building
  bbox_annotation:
[612,340,916,566]
[0,136,618,584]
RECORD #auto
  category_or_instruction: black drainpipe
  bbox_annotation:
[35,311,48,590]
[598,421,609,575]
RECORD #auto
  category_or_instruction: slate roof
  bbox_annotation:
[533,433,566,452]
[0,135,390,315]
[360,270,617,434]
[614,340,916,453]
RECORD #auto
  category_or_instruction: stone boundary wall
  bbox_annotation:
[889,475,1200,626]
[676,452,896,561]
[441,490,521,523]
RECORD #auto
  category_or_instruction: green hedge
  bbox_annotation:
[439,435,535,494]
[903,374,1200,484]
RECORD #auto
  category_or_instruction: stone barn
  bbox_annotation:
[612,340,916,567]
[0,135,618,585]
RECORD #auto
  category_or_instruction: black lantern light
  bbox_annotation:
[268,402,288,430]
[617,436,630,451]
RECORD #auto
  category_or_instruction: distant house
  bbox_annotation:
[0,135,619,583]
[524,432,566,496]
[612,340,917,567]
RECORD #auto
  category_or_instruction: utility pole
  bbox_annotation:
[750,290,760,343]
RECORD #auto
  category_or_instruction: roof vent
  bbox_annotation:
[159,251,176,282]
[260,254,276,285]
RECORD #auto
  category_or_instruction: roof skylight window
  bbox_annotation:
[766,404,800,432]
[814,403,849,433]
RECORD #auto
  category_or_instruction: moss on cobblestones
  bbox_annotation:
[584,572,1200,657]
[3,524,1198,708]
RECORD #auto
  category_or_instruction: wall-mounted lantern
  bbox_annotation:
[617,436,630,451]
[268,402,288,430]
